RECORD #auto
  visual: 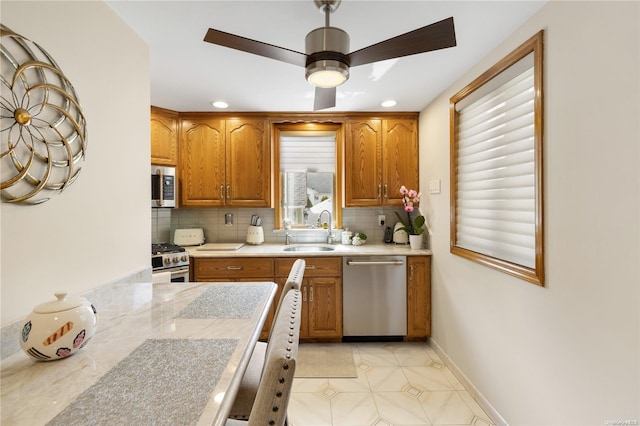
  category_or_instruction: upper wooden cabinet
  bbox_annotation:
[179,116,270,207]
[345,117,419,207]
[150,106,178,166]
[225,119,270,207]
[152,109,416,209]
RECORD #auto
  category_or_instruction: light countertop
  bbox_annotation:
[1,281,277,426]
[186,242,432,258]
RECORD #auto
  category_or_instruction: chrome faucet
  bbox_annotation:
[285,232,292,245]
[317,210,335,244]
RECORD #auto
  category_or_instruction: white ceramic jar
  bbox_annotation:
[20,292,97,361]
[341,231,353,245]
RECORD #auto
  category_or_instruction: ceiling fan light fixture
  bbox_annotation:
[305,25,350,88]
[306,60,349,88]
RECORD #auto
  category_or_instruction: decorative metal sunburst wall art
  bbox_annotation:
[1,24,87,205]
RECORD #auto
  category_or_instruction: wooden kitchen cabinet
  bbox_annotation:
[179,116,270,207]
[191,253,427,341]
[225,118,270,207]
[192,257,274,281]
[192,256,342,341]
[150,106,178,166]
[179,116,225,207]
[406,255,431,339]
[345,117,419,207]
[276,257,342,340]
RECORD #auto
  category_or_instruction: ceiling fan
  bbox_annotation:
[203,0,457,110]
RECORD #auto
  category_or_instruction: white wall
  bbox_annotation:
[420,1,639,424]
[1,1,150,324]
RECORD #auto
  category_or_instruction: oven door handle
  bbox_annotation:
[169,268,189,275]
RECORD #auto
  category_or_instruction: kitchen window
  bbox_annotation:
[450,31,544,286]
[273,122,343,230]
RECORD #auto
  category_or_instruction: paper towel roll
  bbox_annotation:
[152,271,172,283]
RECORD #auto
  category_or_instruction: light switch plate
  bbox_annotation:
[428,179,441,194]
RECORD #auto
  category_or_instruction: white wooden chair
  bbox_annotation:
[228,259,305,420]
[226,288,302,426]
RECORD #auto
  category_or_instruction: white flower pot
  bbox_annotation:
[409,234,423,250]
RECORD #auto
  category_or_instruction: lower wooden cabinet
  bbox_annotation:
[193,257,274,281]
[276,257,342,340]
[191,254,429,341]
[406,255,431,339]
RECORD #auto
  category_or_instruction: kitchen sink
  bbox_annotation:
[283,245,335,252]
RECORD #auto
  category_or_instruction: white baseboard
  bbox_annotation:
[429,337,509,426]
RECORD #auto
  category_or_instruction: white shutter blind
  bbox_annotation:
[280,135,335,172]
[455,55,535,268]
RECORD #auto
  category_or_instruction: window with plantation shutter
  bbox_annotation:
[280,133,335,172]
[450,31,544,286]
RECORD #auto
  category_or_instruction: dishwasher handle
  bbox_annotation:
[346,260,404,266]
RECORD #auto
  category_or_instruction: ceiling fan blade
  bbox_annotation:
[313,87,336,111]
[347,17,456,67]
[204,28,307,67]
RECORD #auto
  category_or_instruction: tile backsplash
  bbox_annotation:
[152,207,408,246]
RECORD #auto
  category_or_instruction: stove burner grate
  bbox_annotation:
[152,243,186,255]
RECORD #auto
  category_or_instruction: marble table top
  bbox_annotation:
[1,281,277,426]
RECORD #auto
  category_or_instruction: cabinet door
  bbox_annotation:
[150,107,178,166]
[407,256,431,338]
[180,118,226,207]
[225,119,270,207]
[382,119,419,206]
[307,277,342,338]
[345,119,382,207]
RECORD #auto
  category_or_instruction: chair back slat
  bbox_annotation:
[248,289,302,426]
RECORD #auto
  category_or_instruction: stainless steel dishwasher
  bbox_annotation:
[342,256,407,341]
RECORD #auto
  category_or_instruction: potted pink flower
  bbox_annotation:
[394,186,425,249]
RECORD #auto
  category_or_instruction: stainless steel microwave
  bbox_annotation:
[151,166,176,208]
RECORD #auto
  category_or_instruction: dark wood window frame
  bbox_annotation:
[450,31,544,286]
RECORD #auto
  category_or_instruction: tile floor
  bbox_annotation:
[288,342,495,426]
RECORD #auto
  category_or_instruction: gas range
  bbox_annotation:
[152,243,189,272]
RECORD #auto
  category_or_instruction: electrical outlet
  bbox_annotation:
[378,215,386,226]
[428,179,441,194]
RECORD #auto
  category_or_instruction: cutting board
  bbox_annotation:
[196,243,245,251]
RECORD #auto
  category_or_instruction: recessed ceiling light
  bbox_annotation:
[381,100,397,108]
[211,101,228,109]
